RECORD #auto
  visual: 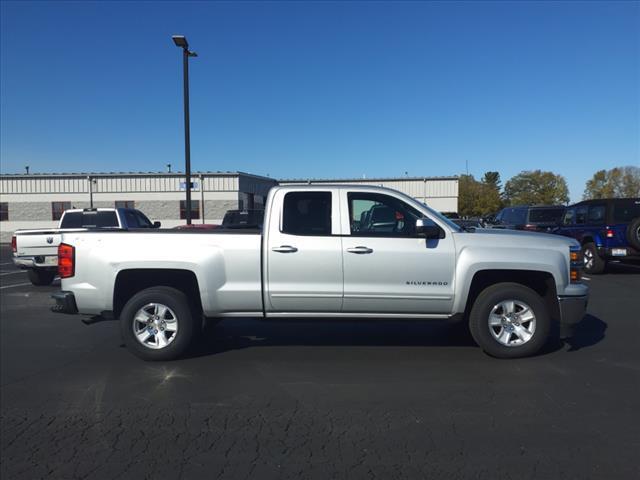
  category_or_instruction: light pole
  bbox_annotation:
[172,35,198,224]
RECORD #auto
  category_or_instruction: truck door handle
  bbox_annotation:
[346,246,373,254]
[272,245,298,253]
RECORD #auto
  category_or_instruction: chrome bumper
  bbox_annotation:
[13,255,57,269]
[557,295,588,338]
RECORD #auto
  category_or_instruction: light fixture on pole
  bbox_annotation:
[172,35,198,224]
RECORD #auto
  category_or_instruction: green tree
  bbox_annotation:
[479,171,503,214]
[458,173,503,217]
[584,166,640,199]
[504,170,569,205]
[458,174,482,217]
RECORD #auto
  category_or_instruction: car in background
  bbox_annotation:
[552,198,640,274]
[221,209,264,229]
[490,205,566,232]
[12,208,160,285]
[452,218,483,230]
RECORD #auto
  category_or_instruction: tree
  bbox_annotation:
[583,166,640,199]
[458,174,481,217]
[458,172,504,217]
[504,170,569,206]
[479,171,503,214]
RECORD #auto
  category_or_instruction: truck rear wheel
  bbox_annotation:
[27,269,55,286]
[120,286,196,361]
[469,282,550,358]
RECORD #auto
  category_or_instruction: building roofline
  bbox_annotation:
[0,171,275,181]
[279,175,459,183]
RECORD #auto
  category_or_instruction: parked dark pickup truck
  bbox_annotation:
[553,198,640,274]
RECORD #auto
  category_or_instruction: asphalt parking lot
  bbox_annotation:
[1,244,639,480]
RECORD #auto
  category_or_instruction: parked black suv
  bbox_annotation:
[490,205,566,232]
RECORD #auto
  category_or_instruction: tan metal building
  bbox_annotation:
[0,172,458,242]
[0,171,277,242]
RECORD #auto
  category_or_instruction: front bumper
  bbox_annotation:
[51,291,78,314]
[557,294,588,338]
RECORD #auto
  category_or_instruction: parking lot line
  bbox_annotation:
[0,271,26,276]
[0,282,32,289]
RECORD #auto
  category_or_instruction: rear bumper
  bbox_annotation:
[557,294,588,338]
[51,291,78,314]
[599,246,640,260]
[13,255,57,270]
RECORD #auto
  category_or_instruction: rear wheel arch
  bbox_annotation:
[113,269,203,319]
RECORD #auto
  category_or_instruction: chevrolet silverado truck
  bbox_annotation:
[52,185,588,361]
[12,208,160,285]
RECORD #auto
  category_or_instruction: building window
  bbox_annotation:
[0,202,7,221]
[179,200,200,220]
[115,200,135,209]
[52,202,71,221]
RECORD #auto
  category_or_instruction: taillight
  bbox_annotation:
[58,243,75,279]
[11,235,17,253]
[569,246,583,283]
[523,224,537,231]
[606,229,614,238]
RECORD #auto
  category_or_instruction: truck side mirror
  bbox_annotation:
[153,221,161,228]
[416,218,444,239]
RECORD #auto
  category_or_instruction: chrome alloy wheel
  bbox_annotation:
[488,299,536,347]
[132,303,179,350]
[583,247,594,270]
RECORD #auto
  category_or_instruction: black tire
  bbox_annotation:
[469,282,550,358]
[626,218,640,251]
[27,269,55,286]
[120,286,196,361]
[582,242,606,274]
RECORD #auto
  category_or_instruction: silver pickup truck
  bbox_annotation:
[52,185,588,361]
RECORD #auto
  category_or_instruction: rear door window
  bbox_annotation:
[575,206,588,225]
[282,191,332,236]
[587,205,606,225]
[528,208,565,224]
[503,208,527,225]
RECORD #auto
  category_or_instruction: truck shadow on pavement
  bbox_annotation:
[562,314,608,352]
[188,314,607,359]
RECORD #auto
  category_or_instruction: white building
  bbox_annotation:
[280,176,459,213]
[0,172,458,242]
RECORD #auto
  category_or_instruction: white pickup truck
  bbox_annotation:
[52,185,588,360]
[12,208,160,285]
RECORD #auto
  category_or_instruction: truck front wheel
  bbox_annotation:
[120,286,196,361]
[469,282,550,358]
[27,269,55,286]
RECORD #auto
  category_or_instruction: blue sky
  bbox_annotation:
[1,1,638,201]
